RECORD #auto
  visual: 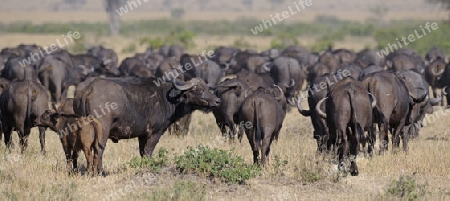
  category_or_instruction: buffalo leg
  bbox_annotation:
[245,127,259,165]
[82,146,93,174]
[379,120,389,154]
[337,128,348,172]
[38,126,46,154]
[3,124,13,150]
[349,126,360,176]
[142,131,163,157]
[96,125,109,175]
[72,151,79,172]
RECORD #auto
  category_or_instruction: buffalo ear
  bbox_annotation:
[234,85,242,97]
[51,112,60,119]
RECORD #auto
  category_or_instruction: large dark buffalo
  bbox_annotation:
[425,47,445,63]
[212,78,250,140]
[315,77,377,176]
[354,49,385,68]
[38,55,87,104]
[295,73,344,151]
[396,70,441,138]
[194,60,223,87]
[119,57,154,77]
[239,88,285,166]
[270,57,304,99]
[425,57,446,103]
[155,57,183,82]
[1,56,39,82]
[333,49,356,66]
[87,46,120,76]
[362,71,427,152]
[0,81,49,153]
[73,77,221,174]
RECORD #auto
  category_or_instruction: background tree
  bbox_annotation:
[427,0,450,19]
[242,0,253,11]
[104,0,123,36]
[197,0,210,11]
[267,0,285,10]
[369,3,389,26]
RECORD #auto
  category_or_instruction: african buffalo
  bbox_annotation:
[362,71,427,152]
[34,110,102,175]
[0,80,49,154]
[425,57,446,104]
[315,77,377,175]
[239,88,285,166]
[73,77,221,174]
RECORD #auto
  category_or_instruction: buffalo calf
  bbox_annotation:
[34,110,102,175]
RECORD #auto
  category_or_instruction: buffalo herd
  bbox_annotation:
[0,43,447,176]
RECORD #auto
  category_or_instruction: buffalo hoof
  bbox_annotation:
[350,162,359,176]
[40,150,47,156]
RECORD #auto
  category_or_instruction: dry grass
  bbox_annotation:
[0,104,450,200]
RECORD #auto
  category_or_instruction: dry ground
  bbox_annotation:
[0,104,449,200]
[0,8,449,199]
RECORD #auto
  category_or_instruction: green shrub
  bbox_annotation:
[233,37,253,49]
[122,43,137,53]
[272,154,288,176]
[270,33,300,49]
[174,145,260,184]
[386,175,427,200]
[171,8,185,20]
[126,148,169,172]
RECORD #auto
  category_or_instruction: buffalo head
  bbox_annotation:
[173,78,222,108]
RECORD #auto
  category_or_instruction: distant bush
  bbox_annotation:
[270,33,300,49]
[139,28,196,49]
[171,8,185,20]
[373,23,450,55]
[175,145,260,184]
[122,43,137,53]
[233,37,253,49]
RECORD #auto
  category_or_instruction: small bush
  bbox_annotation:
[270,33,300,49]
[175,145,260,184]
[126,148,169,172]
[386,175,427,200]
[122,43,137,53]
[171,8,185,20]
[300,168,324,183]
[272,154,288,176]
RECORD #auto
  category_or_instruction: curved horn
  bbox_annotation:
[262,62,271,72]
[432,66,444,76]
[173,77,199,91]
[102,58,112,65]
[410,90,428,103]
[442,86,448,96]
[288,79,295,88]
[368,93,377,109]
[429,96,442,106]
[315,97,328,119]
[272,84,284,101]
[296,97,311,117]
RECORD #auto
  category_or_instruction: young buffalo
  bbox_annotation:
[34,110,102,175]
